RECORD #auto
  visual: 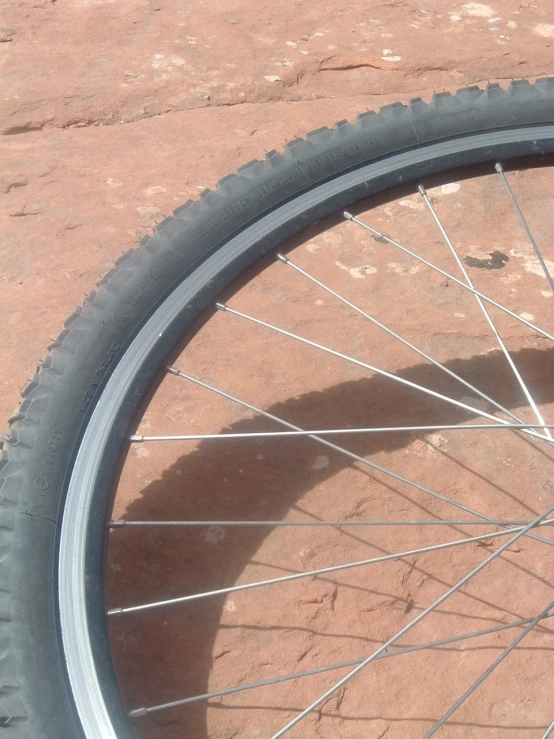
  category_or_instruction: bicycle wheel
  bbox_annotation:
[1,79,553,738]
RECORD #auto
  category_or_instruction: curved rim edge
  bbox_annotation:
[59,126,554,738]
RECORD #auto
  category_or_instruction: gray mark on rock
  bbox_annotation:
[464,251,509,270]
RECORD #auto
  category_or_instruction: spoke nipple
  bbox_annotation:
[166,365,180,376]
[215,302,227,311]
[417,184,427,196]
[107,607,124,616]
[109,520,125,528]
[129,435,143,443]
[343,211,354,221]
[276,253,289,264]
[494,162,504,173]
[129,708,148,718]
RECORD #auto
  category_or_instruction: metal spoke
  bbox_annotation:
[127,612,554,718]
[106,163,553,734]
[163,368,554,548]
[129,422,554,444]
[277,253,528,430]
[418,184,553,443]
[495,163,554,291]
[423,599,554,738]
[107,521,553,616]
[216,302,552,442]
[271,504,554,738]
[343,212,554,343]
[109,519,533,528]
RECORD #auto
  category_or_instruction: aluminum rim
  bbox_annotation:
[59,126,554,738]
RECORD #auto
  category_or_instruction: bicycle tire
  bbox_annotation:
[1,78,554,738]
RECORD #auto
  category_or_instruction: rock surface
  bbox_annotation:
[1,0,553,135]
[1,0,553,737]
[1,0,553,421]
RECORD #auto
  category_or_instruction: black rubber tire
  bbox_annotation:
[1,79,554,739]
